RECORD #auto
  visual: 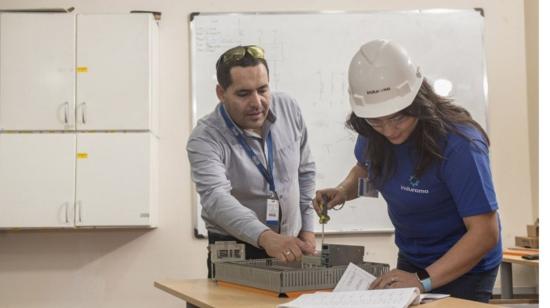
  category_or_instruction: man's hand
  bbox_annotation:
[258,230,315,262]
[298,230,316,253]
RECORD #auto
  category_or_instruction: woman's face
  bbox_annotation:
[365,112,418,144]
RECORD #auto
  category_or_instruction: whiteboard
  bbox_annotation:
[190,10,487,237]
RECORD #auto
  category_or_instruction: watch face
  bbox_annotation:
[417,269,430,280]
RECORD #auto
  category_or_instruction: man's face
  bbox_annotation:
[216,64,271,132]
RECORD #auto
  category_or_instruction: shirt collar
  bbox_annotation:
[217,103,277,139]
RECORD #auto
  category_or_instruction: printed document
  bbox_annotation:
[333,262,376,292]
[277,287,421,308]
[278,263,449,308]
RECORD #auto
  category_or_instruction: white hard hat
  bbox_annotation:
[348,40,423,118]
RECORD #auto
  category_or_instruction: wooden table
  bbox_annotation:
[155,279,504,308]
[500,252,539,299]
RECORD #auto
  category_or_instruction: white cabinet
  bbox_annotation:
[0,13,158,229]
[0,133,157,228]
[0,134,76,228]
[0,14,75,131]
[75,133,158,227]
[76,14,159,132]
[0,13,158,133]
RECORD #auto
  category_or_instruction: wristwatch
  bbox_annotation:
[416,269,432,292]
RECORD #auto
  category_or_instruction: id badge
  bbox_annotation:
[266,198,280,225]
[358,177,379,198]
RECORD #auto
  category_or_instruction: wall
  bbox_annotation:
[0,0,537,307]
[524,0,538,221]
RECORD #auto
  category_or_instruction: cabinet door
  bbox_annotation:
[0,14,75,131]
[76,14,155,131]
[0,133,76,228]
[75,133,156,227]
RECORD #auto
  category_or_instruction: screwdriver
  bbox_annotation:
[319,194,331,249]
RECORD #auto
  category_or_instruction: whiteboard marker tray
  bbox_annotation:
[214,258,389,295]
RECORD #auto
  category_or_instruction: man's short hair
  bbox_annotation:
[216,46,270,90]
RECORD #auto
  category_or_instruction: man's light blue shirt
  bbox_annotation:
[187,92,316,247]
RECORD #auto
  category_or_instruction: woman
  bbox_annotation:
[314,40,502,302]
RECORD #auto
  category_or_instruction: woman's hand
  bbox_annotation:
[312,165,367,215]
[369,269,423,291]
[312,187,347,215]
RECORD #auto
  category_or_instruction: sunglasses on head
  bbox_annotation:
[217,45,265,67]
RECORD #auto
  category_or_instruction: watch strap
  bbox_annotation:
[415,269,432,292]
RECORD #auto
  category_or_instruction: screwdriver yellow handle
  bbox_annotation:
[319,194,330,224]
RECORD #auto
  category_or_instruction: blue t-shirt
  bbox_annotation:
[354,125,502,272]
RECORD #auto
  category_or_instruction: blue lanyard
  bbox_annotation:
[219,105,275,192]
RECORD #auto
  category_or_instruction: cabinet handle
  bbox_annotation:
[64,102,69,124]
[65,202,69,223]
[78,201,82,223]
[80,102,87,124]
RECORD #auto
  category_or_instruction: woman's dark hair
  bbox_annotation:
[346,79,489,185]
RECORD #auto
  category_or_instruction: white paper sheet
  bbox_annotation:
[277,288,420,308]
[333,262,377,292]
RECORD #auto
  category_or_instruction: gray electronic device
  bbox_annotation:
[211,243,388,295]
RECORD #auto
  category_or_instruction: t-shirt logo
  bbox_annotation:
[409,175,420,187]
[400,175,429,194]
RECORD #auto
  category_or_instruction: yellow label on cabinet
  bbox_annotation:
[77,153,88,159]
[77,67,88,73]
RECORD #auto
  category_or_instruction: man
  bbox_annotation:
[187,45,316,277]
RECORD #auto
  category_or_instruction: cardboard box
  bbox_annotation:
[515,236,539,248]
[527,224,539,237]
